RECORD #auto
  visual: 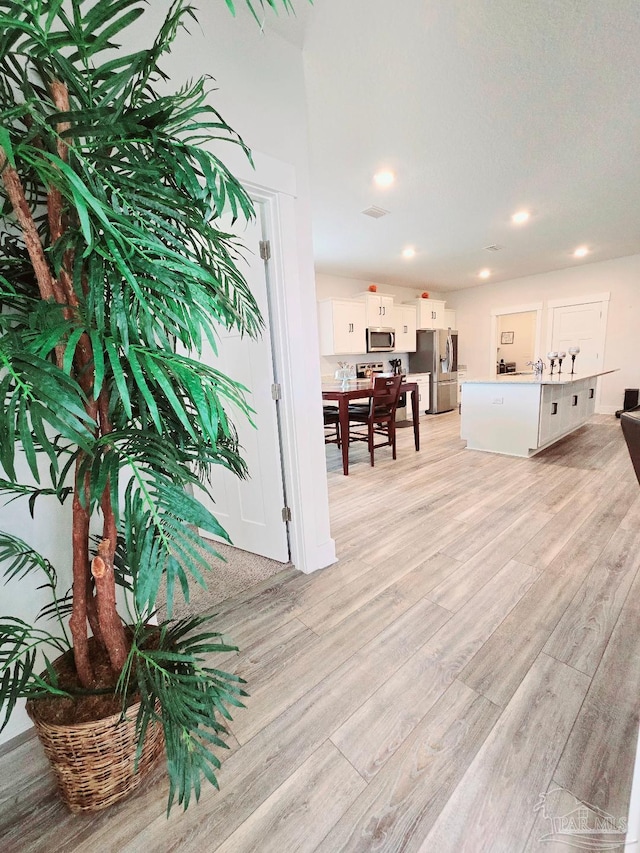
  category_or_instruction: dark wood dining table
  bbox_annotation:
[321,379,420,475]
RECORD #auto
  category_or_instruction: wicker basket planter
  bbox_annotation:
[27,697,164,813]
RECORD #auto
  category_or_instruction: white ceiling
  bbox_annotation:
[263,0,640,292]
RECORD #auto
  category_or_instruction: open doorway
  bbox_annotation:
[496,311,537,374]
[490,303,543,376]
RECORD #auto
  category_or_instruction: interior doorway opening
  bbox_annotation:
[489,303,543,377]
[496,311,537,374]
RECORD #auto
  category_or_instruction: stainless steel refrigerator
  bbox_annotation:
[409,329,458,413]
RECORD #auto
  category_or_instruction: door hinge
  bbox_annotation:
[282,506,291,522]
[259,240,271,261]
[271,383,282,401]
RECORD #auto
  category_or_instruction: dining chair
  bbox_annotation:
[323,406,341,448]
[347,374,403,466]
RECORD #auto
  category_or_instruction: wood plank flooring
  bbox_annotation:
[2,412,640,852]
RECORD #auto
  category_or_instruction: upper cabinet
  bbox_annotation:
[412,298,447,330]
[443,308,457,329]
[393,305,417,352]
[357,292,394,326]
[318,299,367,355]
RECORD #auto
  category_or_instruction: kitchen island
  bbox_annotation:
[460,370,616,457]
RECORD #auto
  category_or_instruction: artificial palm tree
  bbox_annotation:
[0,0,300,811]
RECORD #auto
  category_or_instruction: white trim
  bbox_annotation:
[626,725,640,848]
[219,145,297,198]
[490,302,544,316]
[242,172,335,574]
[489,303,544,377]
[546,291,610,309]
[0,724,36,758]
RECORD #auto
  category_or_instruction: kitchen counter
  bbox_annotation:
[464,369,616,385]
[460,369,617,457]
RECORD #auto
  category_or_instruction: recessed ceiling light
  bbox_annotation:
[573,246,589,258]
[373,170,395,188]
[479,268,491,279]
[402,246,416,259]
[512,210,530,225]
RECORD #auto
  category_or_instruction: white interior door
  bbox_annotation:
[196,202,289,562]
[550,302,606,373]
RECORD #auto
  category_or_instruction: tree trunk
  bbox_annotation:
[94,392,130,671]
[91,540,129,673]
[2,83,131,684]
[69,462,93,687]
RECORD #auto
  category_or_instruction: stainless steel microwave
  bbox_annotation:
[366,327,395,352]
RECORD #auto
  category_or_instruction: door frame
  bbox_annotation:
[489,302,543,377]
[545,292,610,412]
[231,150,336,573]
[198,198,290,562]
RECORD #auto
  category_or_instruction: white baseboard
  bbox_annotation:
[0,723,36,757]
[298,538,337,574]
[626,725,640,848]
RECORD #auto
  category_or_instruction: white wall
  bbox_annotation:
[315,272,447,376]
[447,254,640,412]
[0,5,332,745]
[0,460,73,743]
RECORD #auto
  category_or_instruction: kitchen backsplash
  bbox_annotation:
[320,352,410,381]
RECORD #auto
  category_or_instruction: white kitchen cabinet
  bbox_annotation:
[538,378,596,446]
[457,370,466,405]
[443,308,457,329]
[393,305,417,352]
[412,298,447,330]
[538,384,564,446]
[408,372,431,413]
[418,379,430,413]
[317,299,367,355]
[357,292,394,326]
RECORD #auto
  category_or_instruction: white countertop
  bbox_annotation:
[462,369,617,386]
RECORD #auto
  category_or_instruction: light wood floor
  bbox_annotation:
[2,412,640,852]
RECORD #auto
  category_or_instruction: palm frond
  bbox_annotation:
[0,0,311,812]
[0,617,71,731]
[122,468,230,619]
[0,532,70,639]
[124,616,246,813]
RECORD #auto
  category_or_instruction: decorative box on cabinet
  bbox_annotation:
[317,299,367,356]
[412,298,447,330]
[357,292,394,326]
[393,305,417,352]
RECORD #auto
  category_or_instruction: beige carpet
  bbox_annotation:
[156,538,291,620]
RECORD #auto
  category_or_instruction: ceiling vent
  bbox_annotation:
[483,244,503,252]
[362,206,390,219]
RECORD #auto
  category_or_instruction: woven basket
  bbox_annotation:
[27,697,164,813]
